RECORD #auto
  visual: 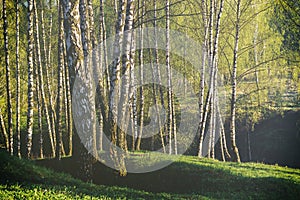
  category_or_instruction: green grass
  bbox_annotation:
[1,149,300,199]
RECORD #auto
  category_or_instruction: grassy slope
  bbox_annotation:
[1,149,300,200]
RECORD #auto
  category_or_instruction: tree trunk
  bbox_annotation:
[198,0,215,158]
[88,0,99,159]
[99,0,110,98]
[33,0,56,157]
[172,92,177,155]
[153,0,165,109]
[56,2,65,161]
[165,0,173,155]
[211,0,224,159]
[40,1,57,149]
[0,108,9,150]
[61,9,73,155]
[197,0,208,158]
[26,0,35,159]
[130,63,138,151]
[253,22,260,107]
[78,0,98,182]
[118,0,135,154]
[230,0,241,163]
[15,0,21,158]
[217,102,231,160]
[44,0,57,146]
[135,0,145,151]
[34,43,43,159]
[2,0,13,155]
[147,31,166,153]
[198,0,224,158]
[108,0,127,176]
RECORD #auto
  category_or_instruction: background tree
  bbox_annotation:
[2,0,13,155]
[26,0,35,159]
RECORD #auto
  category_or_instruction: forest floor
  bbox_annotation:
[1,149,300,199]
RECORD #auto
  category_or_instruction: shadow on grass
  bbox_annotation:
[36,154,300,199]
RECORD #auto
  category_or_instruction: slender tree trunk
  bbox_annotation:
[135,0,145,151]
[61,10,73,156]
[15,0,21,158]
[127,23,138,151]
[44,0,57,145]
[198,0,224,158]
[40,1,48,72]
[38,94,44,159]
[88,0,99,160]
[56,2,65,161]
[47,0,53,70]
[219,126,225,161]
[26,0,35,159]
[207,0,215,159]
[96,6,104,151]
[33,0,56,157]
[40,1,57,148]
[210,89,216,159]
[62,48,69,156]
[253,22,260,106]
[153,0,165,109]
[130,29,137,151]
[99,0,110,97]
[197,0,208,157]
[198,0,215,158]
[217,102,231,160]
[64,51,73,156]
[147,31,166,153]
[172,93,177,155]
[88,0,99,158]
[0,108,9,150]
[183,32,187,97]
[230,0,241,163]
[165,0,173,155]
[153,0,167,150]
[211,0,224,159]
[3,0,13,155]
[247,129,252,161]
[34,45,43,159]
[97,0,110,140]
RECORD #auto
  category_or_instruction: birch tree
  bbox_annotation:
[33,0,56,157]
[56,1,65,160]
[230,0,241,162]
[135,0,145,151]
[0,108,8,150]
[2,0,13,155]
[26,0,34,159]
[34,40,43,159]
[15,0,21,158]
[118,0,135,153]
[198,0,216,158]
[108,0,127,176]
[165,0,174,154]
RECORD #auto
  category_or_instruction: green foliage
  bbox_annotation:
[270,0,300,53]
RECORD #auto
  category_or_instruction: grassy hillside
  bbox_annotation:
[1,149,300,199]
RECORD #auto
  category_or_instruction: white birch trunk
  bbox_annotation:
[230,0,241,163]
[2,0,13,155]
[15,0,21,158]
[26,0,35,159]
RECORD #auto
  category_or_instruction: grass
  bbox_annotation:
[1,149,300,199]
